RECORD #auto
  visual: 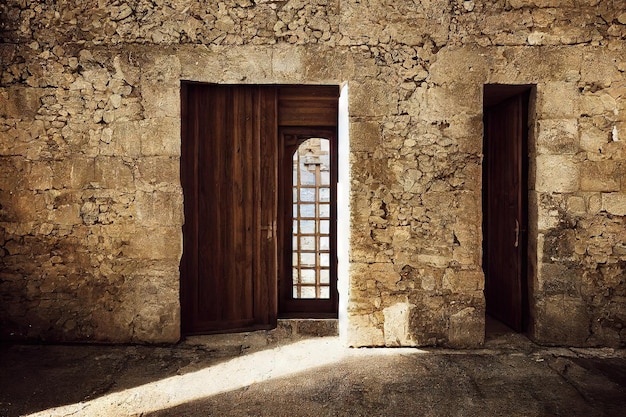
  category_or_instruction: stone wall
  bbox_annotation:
[0,0,624,347]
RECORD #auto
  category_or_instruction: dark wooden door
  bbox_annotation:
[180,83,278,335]
[484,90,529,332]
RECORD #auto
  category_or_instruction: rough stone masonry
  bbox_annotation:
[0,0,625,347]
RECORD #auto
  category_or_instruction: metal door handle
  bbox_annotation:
[514,219,519,248]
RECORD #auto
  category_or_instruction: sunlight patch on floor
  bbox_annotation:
[26,338,427,417]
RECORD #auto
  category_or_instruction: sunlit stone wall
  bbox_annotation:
[0,0,624,346]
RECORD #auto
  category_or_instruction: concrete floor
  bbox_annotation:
[1,321,625,417]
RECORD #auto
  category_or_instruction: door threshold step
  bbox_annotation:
[182,319,338,351]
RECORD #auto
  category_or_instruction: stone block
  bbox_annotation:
[350,80,398,117]
[141,85,180,119]
[418,84,482,123]
[123,226,182,261]
[351,121,381,152]
[536,119,578,154]
[447,115,483,153]
[428,46,489,86]
[134,191,183,226]
[588,193,603,213]
[0,191,46,222]
[94,157,135,190]
[140,117,180,157]
[538,262,581,297]
[566,195,586,214]
[580,50,623,84]
[442,269,484,292]
[542,227,576,262]
[124,272,180,343]
[304,46,354,80]
[25,162,53,191]
[535,155,579,192]
[272,45,305,81]
[383,302,416,346]
[448,307,484,348]
[533,296,590,346]
[579,93,617,117]
[536,82,578,118]
[602,193,626,215]
[0,87,42,118]
[48,203,81,226]
[346,313,384,347]
[180,46,273,83]
[51,158,96,190]
[349,262,398,292]
[111,120,141,157]
[580,161,620,192]
[579,120,608,153]
[136,157,180,192]
[293,319,338,337]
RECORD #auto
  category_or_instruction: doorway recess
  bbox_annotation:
[483,84,534,334]
[180,83,340,336]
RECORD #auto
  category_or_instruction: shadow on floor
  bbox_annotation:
[1,325,626,417]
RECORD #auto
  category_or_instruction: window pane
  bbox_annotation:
[319,204,330,217]
[300,188,315,202]
[300,168,316,185]
[320,236,329,250]
[301,269,315,284]
[299,286,316,298]
[300,204,315,217]
[300,236,316,250]
[321,171,330,185]
[300,220,315,234]
[320,220,329,234]
[320,287,330,298]
[300,252,315,266]
[320,253,329,267]
[320,269,330,284]
[319,187,330,202]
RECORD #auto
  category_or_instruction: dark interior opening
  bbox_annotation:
[482,84,533,337]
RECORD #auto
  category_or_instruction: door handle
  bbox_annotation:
[261,220,276,239]
[514,219,519,248]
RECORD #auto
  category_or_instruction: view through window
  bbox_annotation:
[291,138,331,299]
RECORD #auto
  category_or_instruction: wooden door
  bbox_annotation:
[484,89,529,332]
[180,83,278,335]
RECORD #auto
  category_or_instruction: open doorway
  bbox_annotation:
[278,129,339,318]
[180,83,340,336]
[483,84,533,337]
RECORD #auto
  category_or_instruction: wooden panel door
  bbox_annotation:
[484,91,528,332]
[181,83,278,335]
